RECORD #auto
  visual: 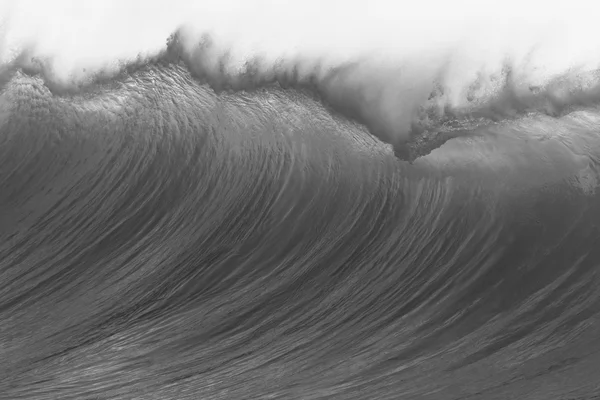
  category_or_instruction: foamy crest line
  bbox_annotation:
[3,0,600,159]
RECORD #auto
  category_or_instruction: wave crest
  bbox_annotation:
[3,29,600,161]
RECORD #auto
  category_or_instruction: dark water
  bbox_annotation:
[2,59,600,399]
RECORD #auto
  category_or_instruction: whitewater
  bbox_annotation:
[2,1,600,399]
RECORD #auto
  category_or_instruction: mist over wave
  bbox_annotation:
[5,28,600,160]
[3,0,600,159]
[3,1,600,399]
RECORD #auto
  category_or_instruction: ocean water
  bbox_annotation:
[2,35,600,399]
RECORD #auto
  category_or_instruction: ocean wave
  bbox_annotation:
[2,17,600,400]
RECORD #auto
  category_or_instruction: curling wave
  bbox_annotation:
[2,31,600,399]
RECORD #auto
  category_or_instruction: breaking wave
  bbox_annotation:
[2,27,600,399]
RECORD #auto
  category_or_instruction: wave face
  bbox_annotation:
[2,57,600,400]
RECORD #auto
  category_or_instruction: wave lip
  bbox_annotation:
[161,31,600,160]
[4,29,600,161]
